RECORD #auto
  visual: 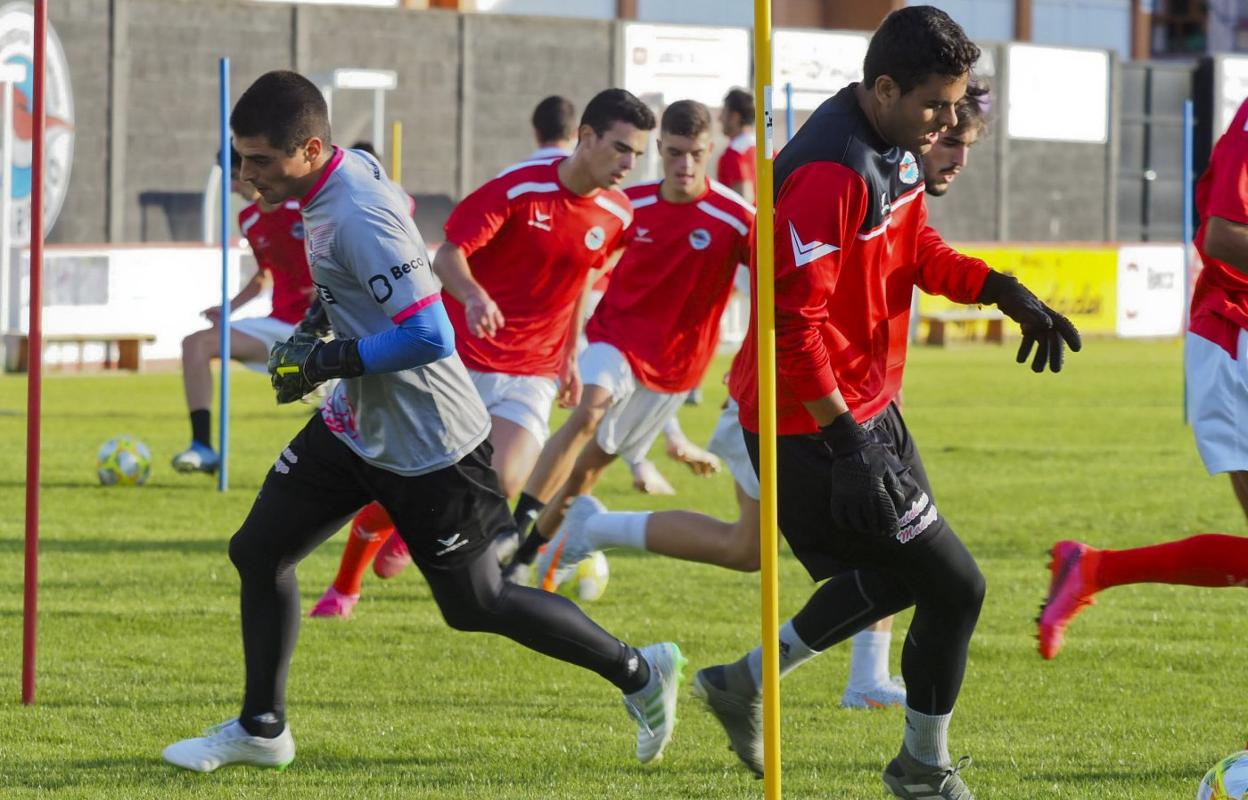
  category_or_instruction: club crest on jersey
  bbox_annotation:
[899,152,920,185]
[291,221,305,240]
[688,228,711,250]
[584,225,606,251]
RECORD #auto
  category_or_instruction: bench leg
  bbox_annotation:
[986,319,1004,344]
[118,339,142,372]
[925,319,947,347]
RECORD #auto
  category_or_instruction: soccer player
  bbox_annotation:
[504,99,753,589]
[528,94,576,160]
[1036,94,1248,660]
[161,71,682,773]
[689,10,1079,797]
[717,87,756,203]
[171,148,313,474]
[537,88,990,712]
[306,89,654,617]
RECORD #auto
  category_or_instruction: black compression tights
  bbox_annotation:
[228,510,644,731]
[789,527,985,716]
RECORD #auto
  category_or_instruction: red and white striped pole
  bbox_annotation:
[22,0,47,706]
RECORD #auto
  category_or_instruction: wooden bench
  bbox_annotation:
[10,333,157,372]
[920,309,1005,346]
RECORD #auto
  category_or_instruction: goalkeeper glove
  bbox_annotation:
[294,297,332,339]
[267,332,364,404]
[977,271,1082,373]
[817,412,907,541]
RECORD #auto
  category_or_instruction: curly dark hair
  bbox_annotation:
[863,6,981,95]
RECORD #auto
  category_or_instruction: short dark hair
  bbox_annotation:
[661,100,712,139]
[722,88,755,126]
[217,147,242,172]
[532,95,576,143]
[953,81,990,137]
[863,6,980,95]
[350,140,378,158]
[580,88,656,137]
[231,70,332,154]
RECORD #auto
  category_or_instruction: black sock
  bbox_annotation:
[512,530,547,566]
[616,645,652,694]
[512,492,545,536]
[190,409,212,447]
[239,711,285,738]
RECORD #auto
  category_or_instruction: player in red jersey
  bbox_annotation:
[528,95,576,161]
[553,88,989,712]
[690,10,1079,796]
[499,99,753,588]
[308,90,655,618]
[1037,95,1248,660]
[717,88,756,203]
[172,148,314,475]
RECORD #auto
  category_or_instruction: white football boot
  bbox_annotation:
[162,719,295,772]
[534,495,604,592]
[622,642,686,764]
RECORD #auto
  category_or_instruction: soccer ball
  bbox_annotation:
[96,436,152,486]
[1198,751,1248,799]
[560,550,610,602]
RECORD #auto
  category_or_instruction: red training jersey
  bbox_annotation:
[717,132,756,197]
[730,85,990,435]
[1192,96,1248,357]
[239,199,314,324]
[587,179,753,392]
[443,157,632,377]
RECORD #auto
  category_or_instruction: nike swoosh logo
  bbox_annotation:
[789,221,839,267]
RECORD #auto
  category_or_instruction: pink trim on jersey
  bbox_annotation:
[391,293,442,324]
[301,146,344,206]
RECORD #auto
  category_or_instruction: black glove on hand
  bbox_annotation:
[977,270,1082,373]
[268,332,365,404]
[818,412,907,540]
[293,297,332,339]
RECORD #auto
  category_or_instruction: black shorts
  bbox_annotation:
[266,412,514,570]
[743,403,952,581]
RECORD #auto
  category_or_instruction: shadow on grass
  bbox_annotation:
[0,480,216,491]
[0,537,226,554]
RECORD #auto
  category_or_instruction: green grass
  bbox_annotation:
[0,338,1244,799]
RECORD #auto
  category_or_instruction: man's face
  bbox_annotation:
[230,169,261,202]
[658,131,712,194]
[923,125,979,196]
[578,120,649,189]
[719,107,742,138]
[875,72,968,155]
[234,134,324,204]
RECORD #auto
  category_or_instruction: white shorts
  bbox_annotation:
[1187,329,1248,475]
[231,316,297,372]
[707,397,760,500]
[469,369,558,445]
[580,341,686,465]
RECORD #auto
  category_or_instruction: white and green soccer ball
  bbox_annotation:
[1198,751,1248,800]
[559,550,609,602]
[96,436,152,486]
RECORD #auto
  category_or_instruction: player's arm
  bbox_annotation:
[203,268,267,324]
[1203,216,1248,276]
[434,177,515,338]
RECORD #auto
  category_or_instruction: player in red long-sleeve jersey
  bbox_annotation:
[1037,95,1248,661]
[690,9,1080,797]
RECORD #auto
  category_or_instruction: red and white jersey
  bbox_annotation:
[1192,97,1248,357]
[717,132,756,196]
[443,157,632,377]
[587,180,753,392]
[239,199,314,324]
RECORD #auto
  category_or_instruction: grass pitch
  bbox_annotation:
[0,338,1244,799]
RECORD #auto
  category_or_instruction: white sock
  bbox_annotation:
[745,620,820,690]
[903,706,952,768]
[847,630,892,692]
[585,511,650,551]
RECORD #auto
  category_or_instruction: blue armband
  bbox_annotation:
[356,299,455,374]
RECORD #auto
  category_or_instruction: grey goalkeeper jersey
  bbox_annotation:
[301,147,489,475]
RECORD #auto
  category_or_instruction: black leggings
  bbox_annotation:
[228,414,643,726]
[745,405,985,715]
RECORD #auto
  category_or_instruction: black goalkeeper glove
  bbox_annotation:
[977,270,1082,373]
[294,297,332,339]
[267,332,365,404]
[817,412,907,540]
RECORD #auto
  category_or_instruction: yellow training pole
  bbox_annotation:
[753,1,782,798]
[391,121,403,184]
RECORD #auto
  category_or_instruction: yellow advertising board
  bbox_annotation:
[918,245,1119,336]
